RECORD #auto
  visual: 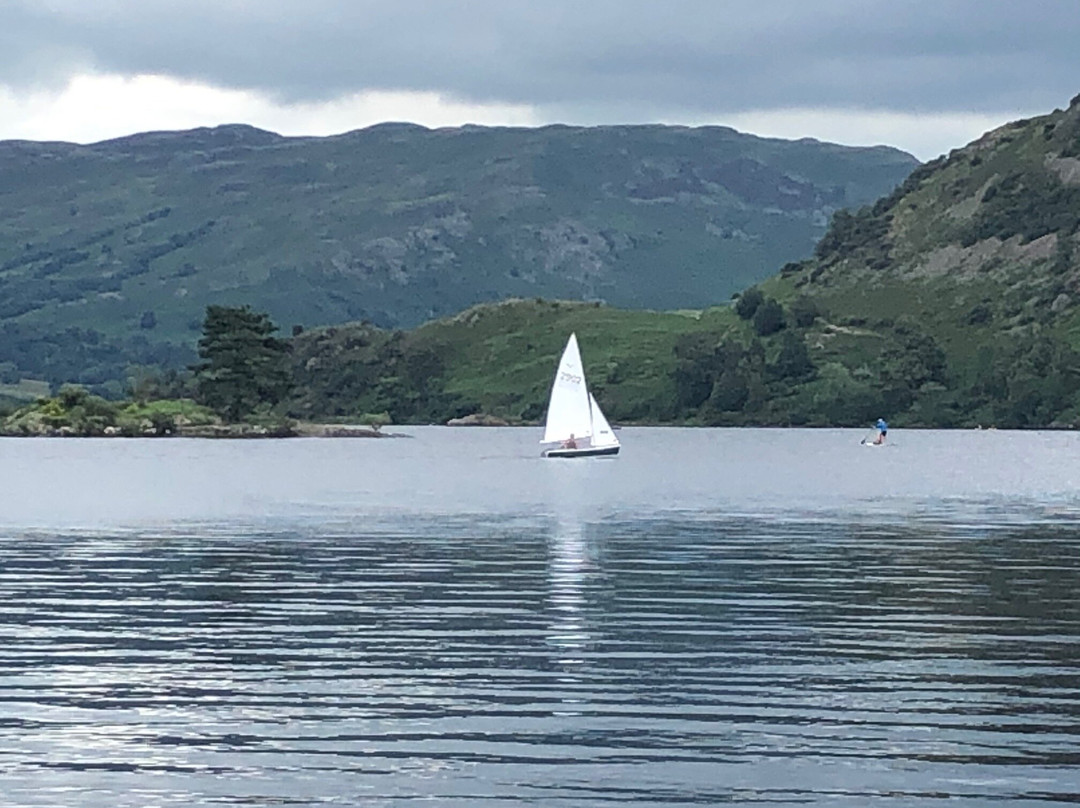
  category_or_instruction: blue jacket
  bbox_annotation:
[876,419,888,431]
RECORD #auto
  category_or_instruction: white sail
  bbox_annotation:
[541,333,593,445]
[588,393,620,450]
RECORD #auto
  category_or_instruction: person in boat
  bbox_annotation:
[562,433,577,449]
[873,417,888,444]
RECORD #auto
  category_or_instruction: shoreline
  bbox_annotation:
[0,422,404,439]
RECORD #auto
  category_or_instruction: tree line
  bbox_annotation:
[670,287,1080,428]
[18,299,1078,431]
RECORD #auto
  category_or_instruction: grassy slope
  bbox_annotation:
[414,300,736,421]
[289,299,743,424]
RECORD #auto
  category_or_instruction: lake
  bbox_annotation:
[0,427,1078,806]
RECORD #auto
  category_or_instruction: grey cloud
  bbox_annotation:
[3,0,1079,116]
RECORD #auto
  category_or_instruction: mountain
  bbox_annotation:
[284,94,1080,429]
[778,94,1080,321]
[755,92,1080,426]
[0,123,916,390]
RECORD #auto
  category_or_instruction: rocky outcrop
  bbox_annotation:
[293,423,393,437]
[173,422,297,438]
[447,413,510,426]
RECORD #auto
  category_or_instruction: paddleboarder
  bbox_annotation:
[873,417,888,445]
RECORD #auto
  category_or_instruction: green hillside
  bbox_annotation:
[0,123,915,390]
[284,294,894,428]
[774,94,1080,330]
[288,299,737,424]
[286,94,1080,429]
[756,92,1080,427]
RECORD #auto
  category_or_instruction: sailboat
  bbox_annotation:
[540,334,621,458]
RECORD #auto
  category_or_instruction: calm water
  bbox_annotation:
[0,428,1078,806]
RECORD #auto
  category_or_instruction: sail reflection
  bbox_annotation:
[546,519,592,672]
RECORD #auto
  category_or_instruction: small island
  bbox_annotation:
[0,385,397,438]
[0,306,395,439]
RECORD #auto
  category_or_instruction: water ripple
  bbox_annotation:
[1,514,1078,806]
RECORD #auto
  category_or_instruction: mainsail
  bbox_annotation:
[541,333,593,445]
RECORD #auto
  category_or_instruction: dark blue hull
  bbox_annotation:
[542,445,620,458]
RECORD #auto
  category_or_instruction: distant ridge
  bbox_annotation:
[0,121,916,389]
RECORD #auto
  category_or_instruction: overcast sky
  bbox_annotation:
[2,0,1078,160]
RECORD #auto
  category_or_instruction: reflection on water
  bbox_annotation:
[547,520,591,672]
[1,511,1078,806]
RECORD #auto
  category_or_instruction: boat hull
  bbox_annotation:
[542,445,620,458]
